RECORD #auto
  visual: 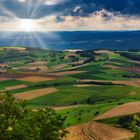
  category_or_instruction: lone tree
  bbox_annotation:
[0,94,68,140]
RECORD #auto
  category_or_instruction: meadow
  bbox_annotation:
[0,47,140,132]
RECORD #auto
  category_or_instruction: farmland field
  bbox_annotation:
[18,76,55,83]
[0,47,140,139]
[14,87,58,100]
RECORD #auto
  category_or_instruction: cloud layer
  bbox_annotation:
[0,0,140,31]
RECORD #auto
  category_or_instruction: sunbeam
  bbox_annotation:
[0,4,17,18]
[0,0,61,49]
[33,32,49,49]
[30,0,44,19]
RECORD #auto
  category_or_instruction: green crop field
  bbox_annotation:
[0,79,29,90]
[0,48,140,128]
[28,85,140,107]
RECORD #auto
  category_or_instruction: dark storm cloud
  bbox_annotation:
[0,0,140,19]
[39,0,140,18]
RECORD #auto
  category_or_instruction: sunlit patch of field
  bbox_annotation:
[0,47,26,51]
[95,50,115,55]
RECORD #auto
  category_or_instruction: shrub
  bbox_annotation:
[0,94,68,140]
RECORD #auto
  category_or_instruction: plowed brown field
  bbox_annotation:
[87,122,133,140]
[14,87,58,100]
[63,124,89,140]
[95,102,140,120]
[18,76,54,82]
[5,84,28,90]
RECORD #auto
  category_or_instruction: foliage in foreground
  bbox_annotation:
[119,114,140,140]
[0,94,68,140]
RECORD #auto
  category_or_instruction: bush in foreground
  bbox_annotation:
[0,94,68,140]
[130,114,140,140]
[119,114,140,140]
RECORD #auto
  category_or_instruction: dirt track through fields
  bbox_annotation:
[14,87,58,100]
[65,101,140,140]
[86,122,133,140]
[63,124,89,140]
[64,122,133,140]
[65,102,139,140]
[83,123,95,140]
[94,102,140,120]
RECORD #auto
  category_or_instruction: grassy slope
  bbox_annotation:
[57,103,117,127]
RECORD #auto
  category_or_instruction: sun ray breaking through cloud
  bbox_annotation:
[33,32,49,49]
[0,4,16,18]
[0,0,140,49]
[30,0,44,19]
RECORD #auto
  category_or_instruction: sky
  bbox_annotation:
[0,0,140,31]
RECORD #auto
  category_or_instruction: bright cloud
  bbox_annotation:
[15,0,26,3]
[73,6,82,13]
[44,0,66,5]
[0,9,140,31]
